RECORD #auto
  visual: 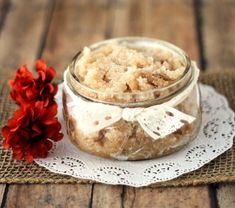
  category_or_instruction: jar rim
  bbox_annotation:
[67,37,192,107]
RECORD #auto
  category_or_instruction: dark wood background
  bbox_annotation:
[0,0,235,207]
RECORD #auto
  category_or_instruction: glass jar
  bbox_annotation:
[63,37,201,160]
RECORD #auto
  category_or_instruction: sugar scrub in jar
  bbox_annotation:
[62,37,201,160]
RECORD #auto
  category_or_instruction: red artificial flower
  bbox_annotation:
[35,59,58,107]
[9,60,57,107]
[2,59,63,163]
[2,101,63,163]
[8,65,36,106]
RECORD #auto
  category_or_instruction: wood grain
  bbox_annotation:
[123,186,211,208]
[91,185,212,208]
[5,184,91,208]
[0,0,8,203]
[0,185,6,206]
[92,185,123,208]
[111,0,145,36]
[202,0,235,70]
[112,0,199,62]
[0,0,52,73]
[0,0,10,31]
[42,0,111,77]
[217,184,235,208]
[0,0,6,18]
[202,0,235,207]
[0,0,4,11]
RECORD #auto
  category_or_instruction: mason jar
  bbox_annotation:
[62,37,201,160]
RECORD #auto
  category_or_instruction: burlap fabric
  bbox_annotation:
[0,71,234,187]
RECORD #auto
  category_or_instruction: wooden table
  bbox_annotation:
[0,0,235,207]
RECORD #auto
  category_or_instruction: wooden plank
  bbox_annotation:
[0,185,6,206]
[217,184,235,208]
[92,185,123,208]
[0,0,7,21]
[0,0,52,73]
[42,0,111,77]
[202,0,235,207]
[123,186,211,208]
[0,0,9,205]
[109,1,211,207]
[112,0,199,62]
[0,0,10,30]
[0,0,4,11]
[144,0,199,61]
[202,0,235,70]
[92,185,212,208]
[5,184,91,208]
[0,0,52,207]
[111,0,145,36]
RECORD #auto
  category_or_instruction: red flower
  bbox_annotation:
[9,60,57,107]
[8,65,36,106]
[2,59,63,163]
[2,101,63,163]
[35,59,58,107]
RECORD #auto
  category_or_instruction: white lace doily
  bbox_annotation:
[35,83,235,187]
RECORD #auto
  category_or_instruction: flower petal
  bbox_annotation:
[45,67,56,82]
[35,59,47,71]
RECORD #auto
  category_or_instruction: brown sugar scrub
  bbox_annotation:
[75,43,186,93]
[63,37,201,160]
